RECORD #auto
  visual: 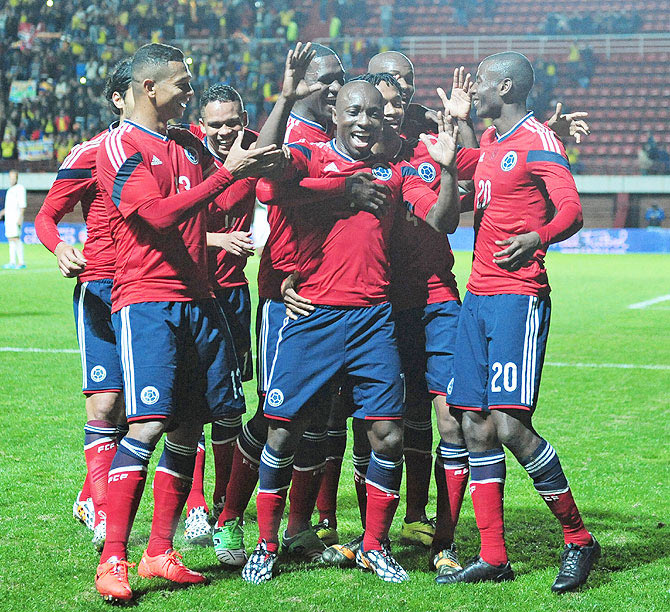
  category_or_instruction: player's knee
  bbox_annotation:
[85,392,122,421]
[461,411,496,450]
[492,411,536,454]
[368,420,403,456]
[127,420,166,446]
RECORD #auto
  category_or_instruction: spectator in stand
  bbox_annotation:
[645,204,666,227]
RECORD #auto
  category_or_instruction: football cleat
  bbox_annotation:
[551,535,601,593]
[95,559,135,602]
[313,518,339,547]
[431,543,462,575]
[184,506,212,546]
[435,555,514,584]
[73,496,95,531]
[400,515,436,547]
[356,540,409,583]
[92,519,107,552]
[242,540,278,584]
[282,527,326,561]
[321,533,364,567]
[213,517,248,567]
[137,549,207,584]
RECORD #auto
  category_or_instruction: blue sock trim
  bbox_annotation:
[294,430,328,469]
[437,441,469,469]
[365,451,403,494]
[259,444,294,492]
[520,439,569,495]
[469,448,506,483]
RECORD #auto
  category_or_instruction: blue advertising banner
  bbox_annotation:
[1,222,88,245]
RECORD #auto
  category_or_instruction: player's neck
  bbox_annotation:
[492,104,529,137]
[128,105,169,136]
[292,103,327,131]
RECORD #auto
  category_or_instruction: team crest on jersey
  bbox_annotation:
[184,147,199,165]
[417,162,437,183]
[140,386,160,405]
[90,365,107,383]
[371,165,392,181]
[267,388,284,407]
[501,151,518,171]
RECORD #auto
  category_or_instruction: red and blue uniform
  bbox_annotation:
[448,112,583,412]
[35,125,122,394]
[96,120,245,424]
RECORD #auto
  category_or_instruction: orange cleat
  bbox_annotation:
[95,559,135,602]
[137,549,207,584]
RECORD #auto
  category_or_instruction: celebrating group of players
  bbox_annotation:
[36,38,600,603]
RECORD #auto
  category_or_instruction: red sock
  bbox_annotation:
[354,469,368,530]
[85,437,117,526]
[316,457,343,526]
[79,472,92,501]
[542,489,592,546]
[101,469,147,560]
[363,482,399,551]
[186,443,207,514]
[446,461,469,528]
[287,465,325,536]
[212,439,236,507]
[218,444,259,525]
[146,471,192,557]
[470,480,508,565]
[256,490,287,553]
[404,450,432,521]
[433,457,453,548]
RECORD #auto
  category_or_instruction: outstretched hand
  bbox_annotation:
[420,111,459,170]
[281,42,324,101]
[436,66,473,121]
[547,102,590,143]
[223,130,285,178]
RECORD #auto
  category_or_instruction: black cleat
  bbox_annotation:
[435,555,514,585]
[551,535,601,593]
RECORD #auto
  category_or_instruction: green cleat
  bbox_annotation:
[400,515,436,547]
[313,518,339,546]
[213,517,247,567]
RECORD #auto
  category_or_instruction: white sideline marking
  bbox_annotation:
[546,361,670,371]
[0,347,79,354]
[628,294,670,309]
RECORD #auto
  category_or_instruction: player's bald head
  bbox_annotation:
[478,52,534,103]
[305,44,342,81]
[131,43,185,83]
[335,80,384,114]
[368,51,413,75]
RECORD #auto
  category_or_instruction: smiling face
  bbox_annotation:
[376,80,404,135]
[199,99,247,159]
[152,60,194,122]
[303,54,345,127]
[333,81,384,159]
[471,60,503,119]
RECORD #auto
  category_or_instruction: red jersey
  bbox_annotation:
[96,120,219,311]
[188,124,259,288]
[468,112,583,297]
[35,126,116,282]
[286,139,441,307]
[390,137,480,310]
[257,112,332,300]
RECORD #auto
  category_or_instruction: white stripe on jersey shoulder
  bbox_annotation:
[288,112,327,133]
[61,131,108,169]
[523,117,561,153]
[495,111,534,142]
[107,123,134,172]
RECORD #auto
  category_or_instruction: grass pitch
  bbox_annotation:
[0,245,668,612]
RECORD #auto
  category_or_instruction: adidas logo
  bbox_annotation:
[151,155,163,166]
[324,162,339,172]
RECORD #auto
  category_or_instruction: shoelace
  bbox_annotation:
[560,544,582,575]
[111,560,136,579]
[165,550,186,567]
[377,546,403,572]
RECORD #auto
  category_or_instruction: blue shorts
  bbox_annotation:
[423,300,460,396]
[112,299,245,425]
[448,292,551,413]
[256,298,288,396]
[73,279,123,394]
[264,303,405,422]
[394,307,429,406]
[215,285,253,382]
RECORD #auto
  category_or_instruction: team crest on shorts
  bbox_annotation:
[90,365,107,383]
[184,147,199,165]
[447,377,454,395]
[501,151,518,171]
[418,162,437,183]
[140,386,160,405]
[267,388,284,407]
[371,165,392,181]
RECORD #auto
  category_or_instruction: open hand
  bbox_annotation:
[281,42,324,101]
[546,102,590,143]
[436,66,473,121]
[420,111,459,169]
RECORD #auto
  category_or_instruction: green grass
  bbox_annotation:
[0,245,669,612]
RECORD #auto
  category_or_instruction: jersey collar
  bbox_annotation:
[204,136,224,162]
[290,111,328,134]
[108,120,120,132]
[330,139,371,163]
[495,111,534,143]
[124,120,169,142]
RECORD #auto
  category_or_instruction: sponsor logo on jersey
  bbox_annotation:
[151,155,163,166]
[267,388,284,407]
[371,165,392,181]
[90,365,107,383]
[184,147,199,165]
[501,151,518,171]
[417,162,437,183]
[140,386,160,405]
